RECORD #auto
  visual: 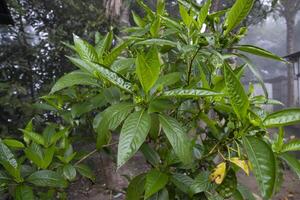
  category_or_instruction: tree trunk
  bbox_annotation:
[286,16,296,106]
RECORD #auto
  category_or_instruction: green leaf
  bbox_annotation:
[103,41,128,66]
[140,144,161,167]
[179,4,193,27]
[0,170,12,184]
[224,63,249,119]
[243,136,276,199]
[190,171,211,194]
[24,143,43,168]
[27,170,68,188]
[171,173,194,195]
[148,188,169,200]
[0,139,20,180]
[87,61,133,93]
[144,169,168,199]
[154,72,181,89]
[117,110,151,168]
[282,139,300,152]
[232,45,285,62]
[15,185,34,200]
[197,0,211,29]
[50,71,99,93]
[263,109,300,127]
[73,34,98,62]
[161,88,221,98]
[135,39,177,47]
[237,184,256,200]
[75,164,96,182]
[63,164,77,181]
[159,115,192,165]
[280,152,300,178]
[2,139,24,149]
[95,31,113,61]
[20,129,45,146]
[126,174,146,200]
[150,18,161,37]
[216,169,237,198]
[67,56,96,74]
[132,11,146,27]
[148,99,175,114]
[223,0,254,35]
[43,145,55,169]
[136,47,161,93]
[96,102,134,149]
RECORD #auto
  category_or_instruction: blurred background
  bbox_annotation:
[0,0,299,199]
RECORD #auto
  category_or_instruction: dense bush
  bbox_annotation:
[1,0,300,199]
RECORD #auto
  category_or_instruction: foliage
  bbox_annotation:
[0,121,95,199]
[1,0,300,199]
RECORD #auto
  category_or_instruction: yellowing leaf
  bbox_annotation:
[210,162,226,184]
[229,157,249,175]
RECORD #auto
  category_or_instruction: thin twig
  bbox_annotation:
[75,142,118,165]
[187,46,201,85]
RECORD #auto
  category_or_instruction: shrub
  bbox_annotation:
[1,0,300,199]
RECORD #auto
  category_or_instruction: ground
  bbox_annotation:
[67,150,300,200]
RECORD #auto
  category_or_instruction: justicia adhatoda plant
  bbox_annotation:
[1,0,300,199]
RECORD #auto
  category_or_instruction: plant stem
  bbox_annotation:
[74,142,118,165]
[187,46,201,85]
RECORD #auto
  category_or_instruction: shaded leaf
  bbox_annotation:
[243,136,276,199]
[27,170,68,188]
[144,169,168,199]
[159,115,192,165]
[117,110,151,168]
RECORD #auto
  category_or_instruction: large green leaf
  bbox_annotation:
[144,169,168,199]
[117,110,151,168]
[126,173,146,200]
[73,34,98,62]
[159,115,192,165]
[50,71,99,93]
[136,47,161,93]
[279,152,300,178]
[96,102,134,149]
[27,170,68,188]
[224,63,249,119]
[263,109,300,127]
[15,185,34,200]
[282,139,300,152]
[197,0,211,29]
[223,0,254,35]
[243,136,276,199]
[161,88,221,98]
[232,45,285,62]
